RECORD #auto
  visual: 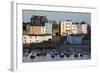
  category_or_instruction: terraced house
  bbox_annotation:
[60,20,88,36]
[45,23,52,34]
[23,16,53,44]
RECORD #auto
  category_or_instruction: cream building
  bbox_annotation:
[60,20,72,35]
[29,25,45,35]
[81,22,88,34]
[72,22,78,34]
[23,34,52,44]
[66,20,72,35]
[60,20,88,35]
[25,24,45,35]
[60,20,67,36]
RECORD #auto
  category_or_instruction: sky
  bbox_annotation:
[23,10,91,24]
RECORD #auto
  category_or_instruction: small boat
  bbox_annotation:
[80,53,83,57]
[66,54,70,57]
[23,52,29,57]
[64,52,71,57]
[54,52,58,55]
[59,53,64,58]
[74,54,78,58]
[30,55,35,59]
[51,54,55,58]
[36,52,41,56]
[41,52,47,56]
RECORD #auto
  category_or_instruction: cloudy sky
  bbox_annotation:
[23,10,91,24]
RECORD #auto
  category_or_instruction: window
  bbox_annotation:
[35,36,37,38]
[24,37,26,39]
[24,40,26,43]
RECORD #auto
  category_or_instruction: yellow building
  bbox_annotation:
[29,25,45,34]
[25,24,45,35]
[60,20,67,36]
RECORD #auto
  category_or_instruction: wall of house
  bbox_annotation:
[81,24,88,34]
[23,35,52,43]
[67,35,83,44]
[60,21,67,35]
[45,23,52,34]
[66,21,72,35]
[29,26,44,34]
[72,24,78,34]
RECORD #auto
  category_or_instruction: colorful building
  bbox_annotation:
[60,20,88,35]
[45,23,52,34]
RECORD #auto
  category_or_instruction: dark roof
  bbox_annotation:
[29,24,45,26]
[66,20,72,21]
[23,22,32,25]
[69,34,84,36]
[28,34,52,36]
[23,22,45,26]
[80,21,87,24]
[72,22,78,24]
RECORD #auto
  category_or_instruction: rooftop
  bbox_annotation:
[23,34,52,36]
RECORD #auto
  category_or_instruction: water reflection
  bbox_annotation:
[23,48,91,63]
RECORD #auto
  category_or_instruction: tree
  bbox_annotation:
[52,24,59,29]
[83,34,90,40]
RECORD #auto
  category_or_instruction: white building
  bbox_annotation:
[23,34,52,44]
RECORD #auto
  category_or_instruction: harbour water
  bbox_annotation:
[23,52,90,63]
